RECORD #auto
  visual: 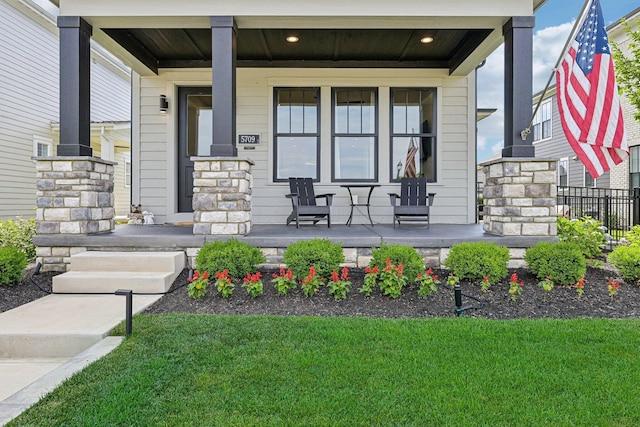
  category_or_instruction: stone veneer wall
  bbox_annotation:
[34,157,116,271]
[192,157,254,235]
[483,158,557,236]
[41,246,529,272]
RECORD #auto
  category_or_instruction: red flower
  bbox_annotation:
[432,275,439,281]
[483,275,490,283]
[519,281,524,288]
[330,270,340,282]
[425,268,433,275]
[340,266,350,281]
[365,266,379,275]
[510,273,518,284]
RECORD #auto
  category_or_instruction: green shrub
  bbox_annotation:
[369,244,424,283]
[442,242,509,284]
[624,225,640,247]
[525,241,586,286]
[195,239,265,279]
[283,239,344,281]
[0,247,27,285]
[556,216,606,259]
[608,246,640,283]
[0,218,36,262]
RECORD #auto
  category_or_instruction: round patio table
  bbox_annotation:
[340,184,380,226]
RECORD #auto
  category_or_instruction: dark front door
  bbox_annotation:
[178,87,212,212]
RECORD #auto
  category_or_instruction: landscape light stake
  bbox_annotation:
[115,289,133,336]
[454,284,463,316]
[454,284,485,317]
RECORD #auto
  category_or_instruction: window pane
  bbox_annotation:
[334,89,375,135]
[276,90,291,133]
[334,137,375,180]
[391,88,437,181]
[37,143,49,157]
[631,146,640,173]
[186,94,212,156]
[420,90,434,133]
[276,137,318,180]
[393,90,407,134]
[585,170,595,187]
[392,136,435,181]
[558,160,568,186]
[303,90,318,134]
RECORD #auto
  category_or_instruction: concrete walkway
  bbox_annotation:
[0,293,162,425]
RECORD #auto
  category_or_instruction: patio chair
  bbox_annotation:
[286,177,334,228]
[389,177,435,228]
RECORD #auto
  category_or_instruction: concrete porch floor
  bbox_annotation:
[34,223,554,250]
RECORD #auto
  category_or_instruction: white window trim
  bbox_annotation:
[584,166,596,188]
[558,157,569,186]
[33,135,53,157]
[532,99,552,143]
[124,155,132,188]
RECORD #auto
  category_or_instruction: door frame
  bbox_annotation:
[177,86,212,213]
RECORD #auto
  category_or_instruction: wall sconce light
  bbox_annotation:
[160,94,169,114]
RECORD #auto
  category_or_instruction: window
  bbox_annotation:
[630,146,640,189]
[33,136,52,157]
[558,157,568,186]
[332,88,377,181]
[125,158,131,187]
[584,167,595,188]
[390,88,436,182]
[532,99,552,142]
[273,88,320,181]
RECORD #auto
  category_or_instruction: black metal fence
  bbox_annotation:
[557,186,640,247]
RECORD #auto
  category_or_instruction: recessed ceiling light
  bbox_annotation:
[420,36,434,44]
[286,35,299,43]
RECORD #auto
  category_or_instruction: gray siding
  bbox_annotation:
[533,92,611,188]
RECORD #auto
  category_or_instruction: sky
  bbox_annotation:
[476,0,638,162]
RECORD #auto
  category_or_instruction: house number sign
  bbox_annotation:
[238,134,260,145]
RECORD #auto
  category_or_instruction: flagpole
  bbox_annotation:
[520,0,593,140]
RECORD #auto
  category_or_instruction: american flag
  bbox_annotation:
[403,138,418,178]
[555,0,627,179]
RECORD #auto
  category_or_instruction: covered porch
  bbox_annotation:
[35,0,556,271]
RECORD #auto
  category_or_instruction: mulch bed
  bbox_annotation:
[4,264,639,319]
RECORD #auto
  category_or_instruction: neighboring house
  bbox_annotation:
[0,0,131,220]
[533,7,640,190]
[43,0,547,232]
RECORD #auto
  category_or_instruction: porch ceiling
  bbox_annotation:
[102,27,493,74]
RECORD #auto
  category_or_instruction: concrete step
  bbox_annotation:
[51,251,186,293]
[68,251,185,273]
[0,294,161,358]
[53,271,178,293]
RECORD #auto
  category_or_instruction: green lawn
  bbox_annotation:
[10,315,640,426]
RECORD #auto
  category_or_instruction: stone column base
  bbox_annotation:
[482,158,557,237]
[192,157,254,235]
[34,156,116,271]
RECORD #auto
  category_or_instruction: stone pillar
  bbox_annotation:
[34,157,115,271]
[482,158,557,237]
[192,157,253,235]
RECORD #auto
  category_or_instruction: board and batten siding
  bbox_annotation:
[0,0,132,220]
[137,68,476,225]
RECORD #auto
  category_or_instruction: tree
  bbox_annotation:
[611,20,640,123]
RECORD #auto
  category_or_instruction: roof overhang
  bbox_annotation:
[53,0,546,76]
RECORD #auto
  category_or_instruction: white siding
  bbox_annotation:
[0,0,131,220]
[138,68,476,224]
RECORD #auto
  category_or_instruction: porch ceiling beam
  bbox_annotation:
[157,59,451,69]
[448,31,489,75]
[102,29,159,74]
